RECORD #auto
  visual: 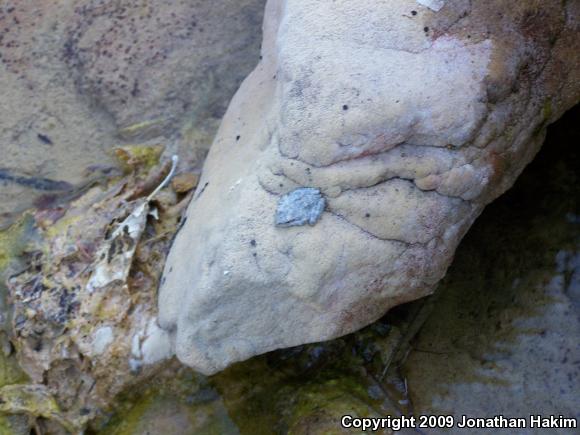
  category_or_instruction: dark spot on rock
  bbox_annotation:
[169,267,173,273]
[252,252,257,257]
[411,10,417,16]
[37,133,53,145]
[33,340,43,352]
[424,26,429,33]
[195,182,209,200]
[365,213,371,218]
[131,80,140,97]
[176,215,188,233]
[236,135,241,141]
[250,239,257,247]
[342,104,349,111]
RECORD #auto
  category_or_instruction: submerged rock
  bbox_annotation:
[0,0,264,228]
[159,0,580,374]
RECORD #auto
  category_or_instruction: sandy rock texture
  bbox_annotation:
[159,0,580,374]
[0,0,264,228]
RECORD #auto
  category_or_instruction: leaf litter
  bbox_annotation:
[2,148,197,433]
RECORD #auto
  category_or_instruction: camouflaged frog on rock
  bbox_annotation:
[275,188,326,227]
[158,0,580,376]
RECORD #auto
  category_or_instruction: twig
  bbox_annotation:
[147,155,178,201]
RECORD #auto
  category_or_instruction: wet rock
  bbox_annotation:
[64,0,264,134]
[159,0,580,374]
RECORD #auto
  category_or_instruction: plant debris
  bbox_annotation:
[4,150,187,432]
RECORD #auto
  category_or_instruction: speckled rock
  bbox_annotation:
[159,0,580,374]
[0,0,265,227]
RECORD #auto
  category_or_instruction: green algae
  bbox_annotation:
[0,338,28,389]
[543,99,553,122]
[0,216,32,273]
[0,385,76,433]
[284,381,380,435]
[96,365,238,435]
[0,213,36,335]
[210,321,414,435]
[0,337,26,430]
[0,217,35,434]
[102,393,237,435]
[114,144,165,173]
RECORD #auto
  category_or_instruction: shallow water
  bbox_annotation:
[0,0,264,231]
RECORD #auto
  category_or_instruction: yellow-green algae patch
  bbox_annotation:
[0,217,34,434]
[96,365,237,435]
[0,217,32,273]
[0,355,30,435]
[0,385,76,433]
[114,144,165,173]
[209,320,414,435]
[97,318,413,435]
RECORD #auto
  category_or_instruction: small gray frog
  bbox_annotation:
[275,188,326,227]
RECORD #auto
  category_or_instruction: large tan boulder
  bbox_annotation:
[159,0,579,374]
